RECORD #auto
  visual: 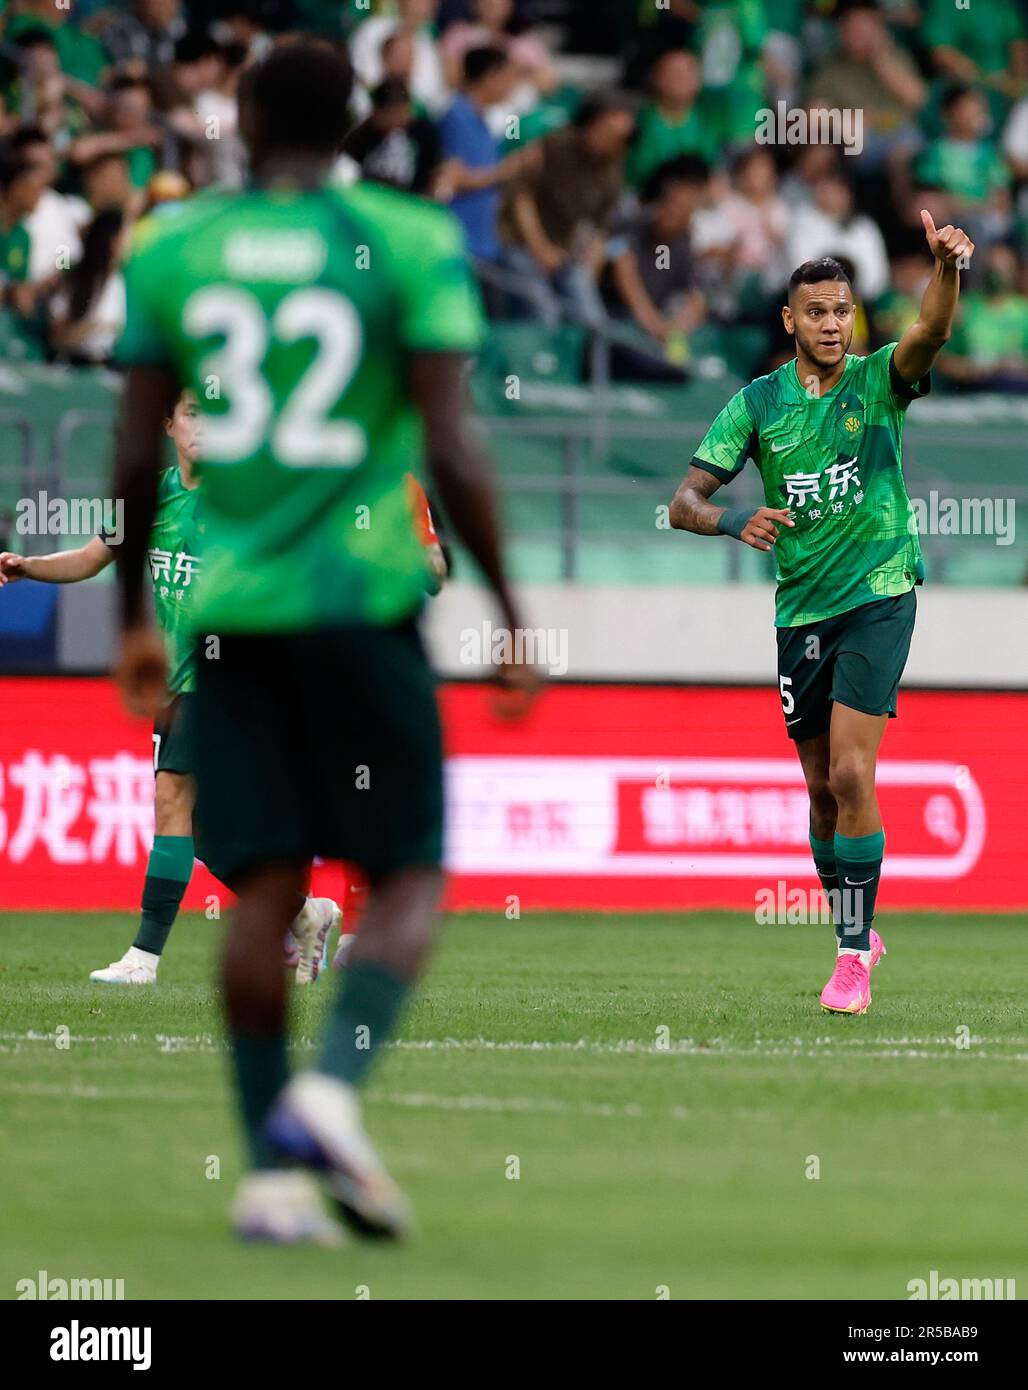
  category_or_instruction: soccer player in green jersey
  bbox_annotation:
[0,391,340,986]
[670,212,974,1016]
[111,43,532,1245]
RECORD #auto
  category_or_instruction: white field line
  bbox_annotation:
[1,1031,1027,1061]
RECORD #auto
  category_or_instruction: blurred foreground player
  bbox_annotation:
[670,214,973,1016]
[112,42,533,1244]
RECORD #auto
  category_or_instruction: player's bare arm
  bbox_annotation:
[892,209,975,385]
[0,536,113,585]
[112,362,180,718]
[409,350,538,711]
[669,463,795,553]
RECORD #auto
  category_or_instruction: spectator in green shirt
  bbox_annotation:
[627,48,720,190]
[0,143,49,356]
[914,86,1012,213]
[69,73,162,194]
[938,242,1028,392]
[923,0,1028,101]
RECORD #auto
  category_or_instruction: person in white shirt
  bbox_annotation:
[787,169,889,301]
[349,0,450,116]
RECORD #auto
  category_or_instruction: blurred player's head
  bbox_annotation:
[941,84,988,140]
[463,46,515,106]
[9,124,57,188]
[643,154,710,232]
[784,258,854,369]
[574,98,635,159]
[0,144,47,218]
[82,150,131,211]
[165,390,201,466]
[650,49,701,109]
[239,41,353,172]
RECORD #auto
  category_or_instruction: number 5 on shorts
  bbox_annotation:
[779,675,795,716]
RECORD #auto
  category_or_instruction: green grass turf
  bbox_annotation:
[1,912,1025,1301]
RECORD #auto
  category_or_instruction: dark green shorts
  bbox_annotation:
[775,589,917,742]
[152,694,194,775]
[191,619,443,885]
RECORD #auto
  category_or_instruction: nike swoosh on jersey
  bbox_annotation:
[770,441,794,452]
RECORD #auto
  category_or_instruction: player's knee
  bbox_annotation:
[828,754,874,808]
[154,772,193,831]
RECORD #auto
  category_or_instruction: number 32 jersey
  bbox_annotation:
[692,345,927,628]
[117,181,485,634]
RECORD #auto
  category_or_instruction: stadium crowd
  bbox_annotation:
[0,0,1026,389]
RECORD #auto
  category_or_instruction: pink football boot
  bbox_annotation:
[820,952,872,1015]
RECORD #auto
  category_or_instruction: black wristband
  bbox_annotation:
[716,508,751,541]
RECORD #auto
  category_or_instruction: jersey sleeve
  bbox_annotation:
[389,205,486,353]
[115,236,175,368]
[691,389,757,483]
[870,341,931,408]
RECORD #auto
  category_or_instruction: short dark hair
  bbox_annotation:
[463,45,509,86]
[9,124,49,150]
[0,144,33,193]
[572,96,633,130]
[242,41,353,154]
[174,30,221,66]
[788,257,852,300]
[370,78,411,109]
[642,153,710,203]
[13,27,56,51]
[941,82,977,115]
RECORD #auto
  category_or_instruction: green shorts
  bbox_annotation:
[776,588,917,742]
[152,694,194,775]
[191,619,443,885]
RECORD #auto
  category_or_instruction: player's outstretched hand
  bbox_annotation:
[492,658,542,723]
[741,507,795,552]
[0,552,28,584]
[115,622,168,720]
[920,210,974,267]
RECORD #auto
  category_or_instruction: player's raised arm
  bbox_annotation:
[892,209,975,385]
[0,536,114,585]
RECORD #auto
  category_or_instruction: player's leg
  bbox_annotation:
[266,621,445,1238]
[819,590,916,1013]
[795,730,839,912]
[90,697,197,983]
[828,702,889,953]
[192,632,341,1244]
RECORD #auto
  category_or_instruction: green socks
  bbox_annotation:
[232,1034,289,1170]
[834,830,885,953]
[320,961,410,1087]
[809,834,840,936]
[133,835,195,956]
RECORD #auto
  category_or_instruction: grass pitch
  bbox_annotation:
[1,912,1025,1301]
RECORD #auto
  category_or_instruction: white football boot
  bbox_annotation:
[266,1072,411,1240]
[291,897,341,985]
[89,946,158,984]
[231,1169,343,1247]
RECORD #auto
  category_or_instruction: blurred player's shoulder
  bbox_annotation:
[329,178,473,266]
[127,187,241,260]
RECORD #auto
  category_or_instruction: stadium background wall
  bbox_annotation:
[0,677,1023,912]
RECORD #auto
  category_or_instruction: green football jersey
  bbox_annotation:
[105,464,202,697]
[693,344,927,627]
[116,180,485,634]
